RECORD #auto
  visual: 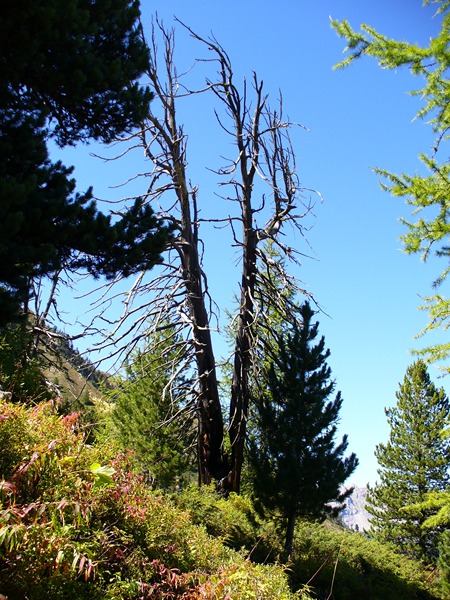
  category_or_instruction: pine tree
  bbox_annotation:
[0,0,174,325]
[248,301,358,557]
[238,242,305,492]
[366,360,450,562]
[1,0,152,144]
[108,326,195,489]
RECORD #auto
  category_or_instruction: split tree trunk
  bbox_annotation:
[117,20,311,494]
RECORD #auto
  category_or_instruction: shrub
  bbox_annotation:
[290,521,442,600]
[0,400,300,600]
[0,399,437,600]
[170,483,443,599]
[172,484,283,563]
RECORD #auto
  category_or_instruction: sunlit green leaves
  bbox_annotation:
[332,3,450,369]
[0,523,26,553]
[89,462,115,488]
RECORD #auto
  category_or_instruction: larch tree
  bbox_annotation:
[366,360,450,562]
[93,19,316,493]
[331,1,450,370]
[248,301,358,558]
[438,530,450,595]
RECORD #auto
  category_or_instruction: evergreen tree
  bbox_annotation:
[237,242,305,492]
[0,0,174,324]
[438,530,450,595]
[366,360,450,562]
[332,3,450,370]
[108,326,195,489]
[248,301,358,557]
[1,0,154,145]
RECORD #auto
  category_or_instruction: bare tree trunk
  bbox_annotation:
[193,30,307,493]
[182,238,227,484]
[96,19,314,493]
[284,511,297,560]
[137,22,228,485]
[228,223,258,491]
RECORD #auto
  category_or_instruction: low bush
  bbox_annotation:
[0,399,442,599]
[171,484,443,600]
[172,484,280,560]
[0,400,304,599]
[290,521,442,600]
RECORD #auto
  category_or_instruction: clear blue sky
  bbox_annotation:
[54,1,446,488]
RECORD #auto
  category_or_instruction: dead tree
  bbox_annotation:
[94,19,315,493]
[188,24,314,491]
[134,23,228,485]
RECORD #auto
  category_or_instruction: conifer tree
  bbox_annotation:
[108,326,195,488]
[332,2,450,370]
[366,360,450,562]
[438,530,450,595]
[248,301,358,558]
[238,242,306,491]
[0,0,173,325]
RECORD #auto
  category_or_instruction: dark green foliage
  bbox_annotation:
[0,0,174,324]
[366,360,450,562]
[438,530,450,596]
[108,327,196,489]
[0,0,152,145]
[290,521,442,600]
[249,301,358,556]
[0,323,51,403]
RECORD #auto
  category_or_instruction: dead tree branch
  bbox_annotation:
[84,18,317,492]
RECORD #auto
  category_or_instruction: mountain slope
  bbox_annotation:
[340,486,371,532]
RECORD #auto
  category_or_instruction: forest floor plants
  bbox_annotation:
[0,400,305,599]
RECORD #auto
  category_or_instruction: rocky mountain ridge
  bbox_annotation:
[340,486,371,532]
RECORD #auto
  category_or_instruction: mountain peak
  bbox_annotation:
[340,486,371,532]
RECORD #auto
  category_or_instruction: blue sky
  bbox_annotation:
[54,1,446,488]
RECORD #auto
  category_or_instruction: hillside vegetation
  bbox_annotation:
[2,3,450,598]
[0,399,442,600]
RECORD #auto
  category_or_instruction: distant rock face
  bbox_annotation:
[339,486,371,532]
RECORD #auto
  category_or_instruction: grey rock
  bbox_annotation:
[340,486,371,532]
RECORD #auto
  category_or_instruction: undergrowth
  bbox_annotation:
[0,400,443,599]
[0,400,305,599]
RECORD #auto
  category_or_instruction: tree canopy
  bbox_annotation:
[366,360,450,562]
[0,0,174,325]
[108,326,195,489]
[248,301,358,557]
[1,0,153,145]
[332,1,450,369]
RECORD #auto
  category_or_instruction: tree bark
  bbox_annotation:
[101,20,313,494]
[181,240,228,484]
[228,225,258,492]
[284,511,297,560]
